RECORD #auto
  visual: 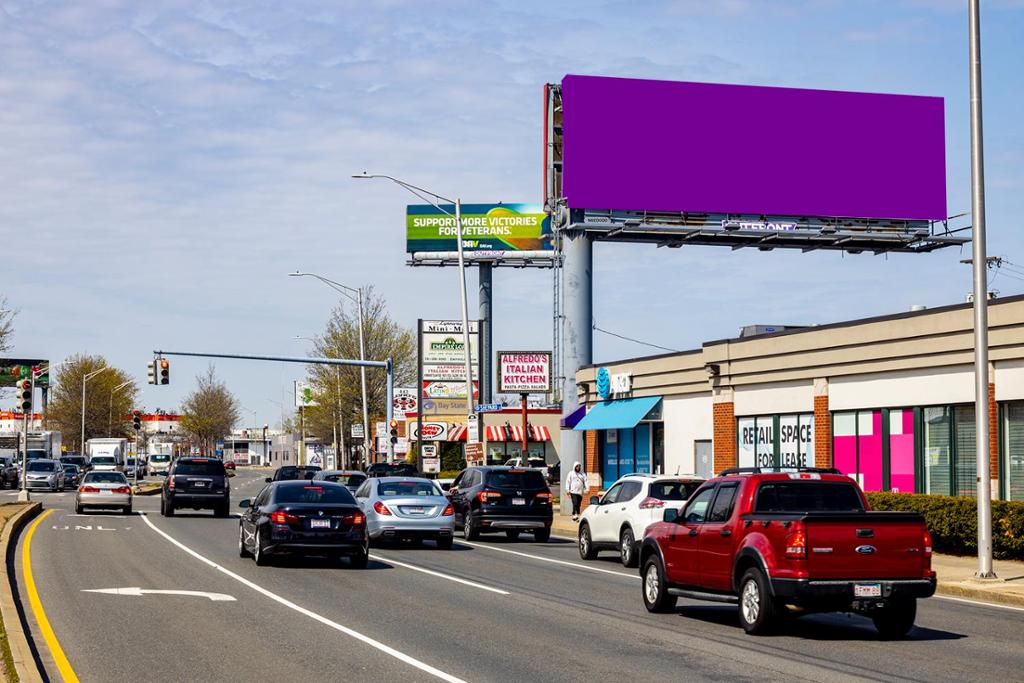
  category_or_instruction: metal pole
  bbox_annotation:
[299,406,305,466]
[521,393,528,456]
[454,199,477,431]
[81,376,87,457]
[336,368,346,469]
[19,375,31,501]
[479,263,493,404]
[968,0,996,580]
[386,359,395,461]
[356,288,371,462]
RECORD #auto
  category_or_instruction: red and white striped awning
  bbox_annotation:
[485,425,506,441]
[449,425,467,442]
[530,425,551,442]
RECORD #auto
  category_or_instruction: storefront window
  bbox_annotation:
[954,405,977,498]
[924,406,951,495]
[833,408,915,493]
[738,414,813,469]
[1006,402,1024,502]
[600,424,652,488]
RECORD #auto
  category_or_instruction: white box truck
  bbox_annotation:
[86,438,128,472]
[146,441,174,475]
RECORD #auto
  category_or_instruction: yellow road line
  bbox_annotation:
[23,509,79,683]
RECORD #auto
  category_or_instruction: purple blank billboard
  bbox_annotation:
[561,75,946,221]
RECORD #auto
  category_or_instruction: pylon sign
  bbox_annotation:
[294,381,319,408]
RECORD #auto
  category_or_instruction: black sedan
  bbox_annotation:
[238,481,368,568]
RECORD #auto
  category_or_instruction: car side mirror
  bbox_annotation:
[663,508,679,523]
[238,499,251,508]
[265,477,272,483]
[589,496,601,506]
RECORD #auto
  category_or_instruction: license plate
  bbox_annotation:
[854,583,882,598]
[310,519,330,529]
[100,489,112,495]
[513,497,526,505]
[193,481,209,488]
[406,507,424,514]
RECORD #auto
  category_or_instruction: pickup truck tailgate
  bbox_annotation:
[805,513,927,580]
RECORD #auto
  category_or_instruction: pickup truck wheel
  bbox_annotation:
[579,523,597,560]
[738,568,778,635]
[642,556,677,613]
[872,598,917,639]
[620,527,638,568]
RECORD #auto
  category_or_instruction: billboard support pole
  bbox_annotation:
[521,393,528,456]
[416,319,424,473]
[968,0,996,580]
[479,263,493,405]
[455,199,476,424]
[559,228,592,514]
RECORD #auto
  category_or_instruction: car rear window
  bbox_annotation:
[485,470,547,489]
[754,482,865,513]
[324,473,366,487]
[649,481,702,502]
[274,484,355,504]
[84,472,127,484]
[173,461,225,476]
[378,481,438,497]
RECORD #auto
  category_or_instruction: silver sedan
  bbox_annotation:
[355,477,454,549]
[76,471,133,514]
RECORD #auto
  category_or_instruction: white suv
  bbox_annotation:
[578,474,703,567]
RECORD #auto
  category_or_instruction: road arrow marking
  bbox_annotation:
[81,587,236,601]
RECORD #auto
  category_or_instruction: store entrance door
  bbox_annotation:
[695,440,713,479]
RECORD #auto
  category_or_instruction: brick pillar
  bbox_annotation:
[712,387,736,474]
[580,430,601,512]
[989,382,999,479]
[813,378,831,469]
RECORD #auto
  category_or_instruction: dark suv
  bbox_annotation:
[161,457,230,517]
[447,466,553,542]
[267,465,322,483]
[366,463,418,478]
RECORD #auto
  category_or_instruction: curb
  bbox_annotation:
[134,484,162,497]
[935,581,1024,609]
[0,502,44,683]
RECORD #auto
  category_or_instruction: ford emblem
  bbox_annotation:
[855,545,877,555]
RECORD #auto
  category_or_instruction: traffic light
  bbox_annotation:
[389,419,399,445]
[147,360,156,385]
[159,359,169,385]
[17,379,31,412]
[132,410,142,431]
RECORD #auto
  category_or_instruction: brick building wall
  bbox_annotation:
[989,382,999,477]
[813,395,831,469]
[712,401,736,474]
[581,430,601,512]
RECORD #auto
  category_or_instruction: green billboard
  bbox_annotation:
[406,203,553,256]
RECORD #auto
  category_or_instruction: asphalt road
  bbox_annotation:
[12,469,1024,682]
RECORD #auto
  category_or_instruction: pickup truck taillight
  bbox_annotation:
[785,526,807,560]
[923,529,933,558]
[638,497,665,509]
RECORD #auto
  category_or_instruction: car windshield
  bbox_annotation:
[378,481,439,497]
[274,484,355,504]
[84,472,127,484]
[649,481,702,502]
[486,470,547,489]
[754,482,865,513]
[151,455,170,462]
[173,461,225,476]
[92,456,115,464]
[324,473,366,487]
[64,465,80,473]
[27,461,56,472]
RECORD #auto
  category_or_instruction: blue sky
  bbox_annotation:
[3,0,1023,427]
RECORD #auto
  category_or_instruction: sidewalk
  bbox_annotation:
[549,513,1024,608]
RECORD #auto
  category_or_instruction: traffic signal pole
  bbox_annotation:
[151,350,395,461]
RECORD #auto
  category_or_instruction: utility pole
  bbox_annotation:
[968,0,996,580]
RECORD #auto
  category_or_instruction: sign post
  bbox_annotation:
[496,352,552,465]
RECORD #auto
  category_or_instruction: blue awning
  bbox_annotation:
[573,397,661,431]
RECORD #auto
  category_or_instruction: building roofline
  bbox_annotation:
[578,348,701,372]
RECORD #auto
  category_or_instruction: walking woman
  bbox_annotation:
[566,462,588,521]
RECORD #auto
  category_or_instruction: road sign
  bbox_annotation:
[294,381,318,407]
[465,442,483,463]
[496,351,552,394]
[376,421,387,438]
[474,403,503,413]
[467,415,479,444]
[350,423,365,439]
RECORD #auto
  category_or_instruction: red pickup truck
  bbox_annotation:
[639,468,935,637]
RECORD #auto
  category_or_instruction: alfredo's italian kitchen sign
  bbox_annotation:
[496,352,552,394]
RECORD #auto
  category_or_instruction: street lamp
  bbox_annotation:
[294,335,347,468]
[289,272,371,463]
[351,173,476,424]
[108,380,134,434]
[82,366,115,459]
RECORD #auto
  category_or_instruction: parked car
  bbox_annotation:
[161,457,230,517]
[355,477,454,548]
[266,465,322,483]
[76,471,132,515]
[224,460,236,471]
[60,455,90,472]
[62,464,83,488]
[314,469,368,494]
[447,466,553,542]
[366,463,418,478]
[147,453,172,476]
[578,474,703,567]
[238,480,368,567]
[0,456,20,489]
[25,459,65,492]
[639,467,936,637]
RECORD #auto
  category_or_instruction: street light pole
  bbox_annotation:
[351,173,477,430]
[81,366,114,456]
[109,381,133,435]
[968,0,996,580]
[289,273,371,462]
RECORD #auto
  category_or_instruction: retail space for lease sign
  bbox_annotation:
[738,414,815,469]
[418,319,481,400]
[406,204,553,257]
[496,351,552,394]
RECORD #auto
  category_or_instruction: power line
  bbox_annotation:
[592,322,680,353]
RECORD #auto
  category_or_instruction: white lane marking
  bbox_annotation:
[457,541,639,580]
[935,594,1024,613]
[140,514,466,683]
[82,587,236,601]
[373,554,510,596]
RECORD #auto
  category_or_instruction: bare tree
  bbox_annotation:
[45,354,138,452]
[0,295,15,353]
[180,365,240,456]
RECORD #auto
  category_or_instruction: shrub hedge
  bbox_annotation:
[865,492,1024,560]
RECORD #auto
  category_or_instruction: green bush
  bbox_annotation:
[866,492,1024,560]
